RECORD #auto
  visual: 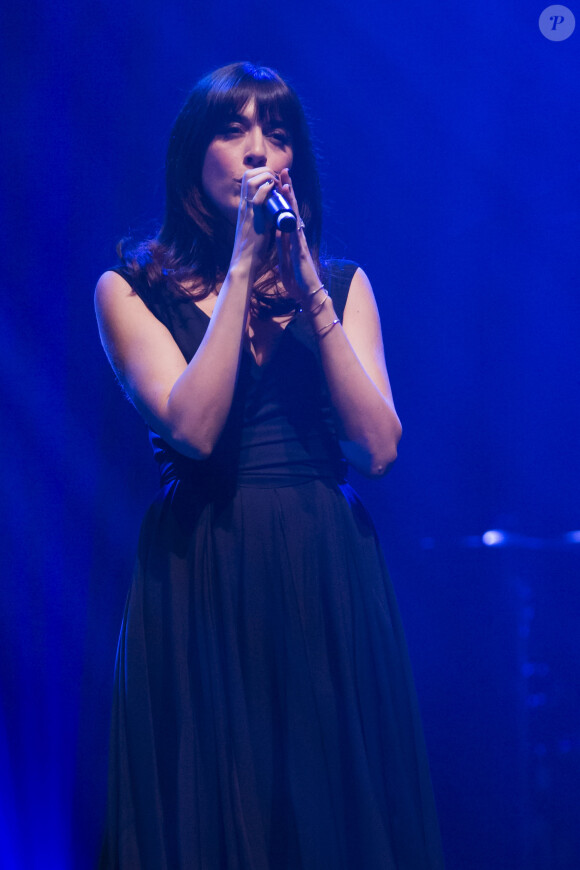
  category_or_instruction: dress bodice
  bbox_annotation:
[112,260,359,491]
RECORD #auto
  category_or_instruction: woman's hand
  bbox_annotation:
[230,168,279,268]
[275,168,321,301]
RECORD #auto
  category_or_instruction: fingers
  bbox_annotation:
[250,176,276,207]
[235,169,278,245]
[241,168,278,207]
[275,229,293,277]
[278,170,307,257]
[273,169,321,297]
[278,169,301,223]
[235,167,302,266]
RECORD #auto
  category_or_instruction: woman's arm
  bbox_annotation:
[277,170,402,478]
[95,168,278,459]
[95,260,252,459]
[312,267,402,478]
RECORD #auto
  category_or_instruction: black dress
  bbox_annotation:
[100,260,444,869]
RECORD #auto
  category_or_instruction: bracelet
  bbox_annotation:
[308,292,329,316]
[301,284,328,316]
[315,317,340,339]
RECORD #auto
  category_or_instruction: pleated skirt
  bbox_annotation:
[100,477,444,869]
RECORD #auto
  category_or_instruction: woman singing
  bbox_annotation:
[96,61,444,869]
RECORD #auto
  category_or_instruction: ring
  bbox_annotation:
[298,218,305,231]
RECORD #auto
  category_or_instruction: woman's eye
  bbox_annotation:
[268,130,290,146]
[220,124,243,137]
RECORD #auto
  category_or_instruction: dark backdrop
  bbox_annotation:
[1,1,579,867]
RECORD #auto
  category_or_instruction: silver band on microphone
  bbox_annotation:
[263,189,297,232]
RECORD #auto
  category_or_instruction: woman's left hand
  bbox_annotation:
[275,169,321,302]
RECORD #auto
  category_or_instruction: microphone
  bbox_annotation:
[263,188,297,232]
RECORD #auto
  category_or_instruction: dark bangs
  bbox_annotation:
[203,63,304,146]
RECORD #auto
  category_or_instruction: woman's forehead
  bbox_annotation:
[237,98,257,120]
[222,94,287,126]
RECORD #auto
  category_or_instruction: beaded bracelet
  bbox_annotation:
[315,317,340,339]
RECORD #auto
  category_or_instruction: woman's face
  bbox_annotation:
[201,98,293,224]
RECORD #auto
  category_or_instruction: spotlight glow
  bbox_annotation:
[482,529,506,547]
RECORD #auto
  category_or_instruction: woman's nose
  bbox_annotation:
[243,127,267,167]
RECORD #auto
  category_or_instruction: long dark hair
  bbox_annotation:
[118,62,323,305]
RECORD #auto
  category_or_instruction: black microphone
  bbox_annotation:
[264,188,297,232]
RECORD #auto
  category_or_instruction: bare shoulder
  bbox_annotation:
[94,269,187,413]
[342,267,383,345]
[95,269,162,367]
[342,267,393,402]
[95,269,140,316]
[94,269,169,344]
[343,267,380,319]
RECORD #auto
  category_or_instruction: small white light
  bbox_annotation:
[564,530,580,543]
[482,529,506,547]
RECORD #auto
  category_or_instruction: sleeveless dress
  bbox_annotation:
[100,260,444,869]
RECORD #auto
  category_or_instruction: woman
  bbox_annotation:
[96,62,444,869]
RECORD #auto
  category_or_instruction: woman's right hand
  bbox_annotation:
[230,168,279,267]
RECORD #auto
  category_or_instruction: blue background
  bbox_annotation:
[1,1,579,867]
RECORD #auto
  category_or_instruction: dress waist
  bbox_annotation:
[158,457,342,491]
[150,424,346,493]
